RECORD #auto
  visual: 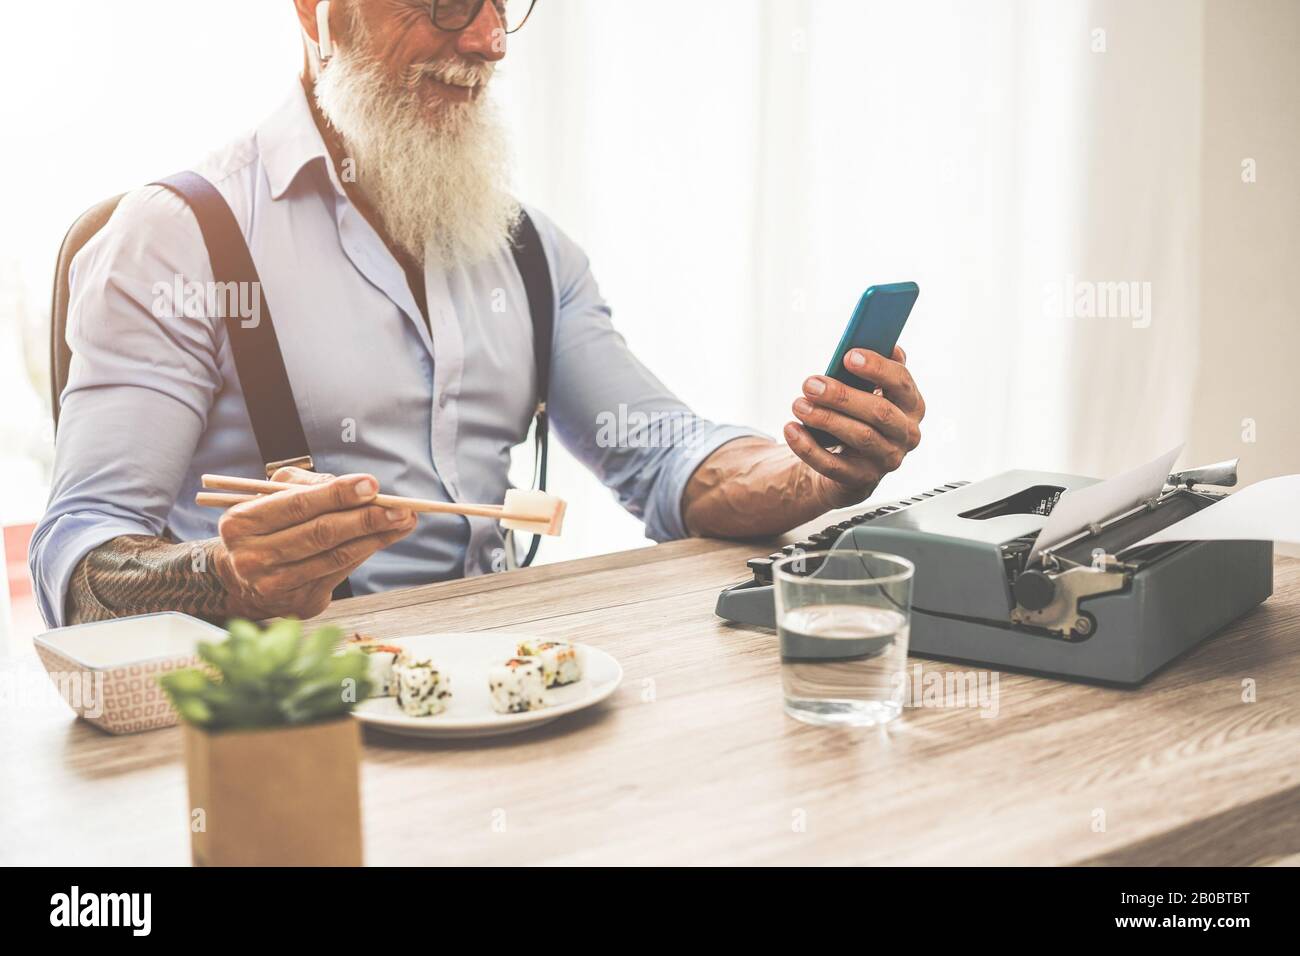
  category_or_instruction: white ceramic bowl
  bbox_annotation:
[33,612,227,734]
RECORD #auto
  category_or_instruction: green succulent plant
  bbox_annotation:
[159,618,372,731]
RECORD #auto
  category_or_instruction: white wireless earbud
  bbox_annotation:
[316,1,334,62]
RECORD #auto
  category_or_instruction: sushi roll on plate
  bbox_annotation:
[515,638,584,688]
[393,655,452,717]
[351,633,622,739]
[347,635,404,698]
[488,657,548,714]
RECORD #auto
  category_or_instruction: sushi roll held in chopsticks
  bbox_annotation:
[347,634,403,698]
[515,639,584,688]
[488,657,548,714]
[393,655,452,717]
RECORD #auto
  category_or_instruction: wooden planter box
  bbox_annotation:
[183,717,363,866]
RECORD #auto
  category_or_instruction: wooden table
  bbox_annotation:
[4,537,1298,866]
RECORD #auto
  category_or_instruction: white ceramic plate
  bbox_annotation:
[353,633,623,739]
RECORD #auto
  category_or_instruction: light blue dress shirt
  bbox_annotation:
[30,87,759,628]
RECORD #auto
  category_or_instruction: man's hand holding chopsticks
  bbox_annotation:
[212,467,416,620]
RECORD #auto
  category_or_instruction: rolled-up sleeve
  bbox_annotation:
[29,187,222,627]
[533,209,767,543]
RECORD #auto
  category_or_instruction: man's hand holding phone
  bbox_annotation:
[784,344,925,510]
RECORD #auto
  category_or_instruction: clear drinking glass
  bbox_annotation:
[773,550,914,727]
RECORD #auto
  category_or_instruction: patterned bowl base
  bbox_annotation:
[34,645,199,735]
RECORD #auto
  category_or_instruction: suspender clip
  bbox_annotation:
[264,455,315,478]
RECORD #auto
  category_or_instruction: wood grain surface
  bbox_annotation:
[3,532,1297,866]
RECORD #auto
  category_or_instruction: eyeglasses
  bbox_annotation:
[432,0,537,35]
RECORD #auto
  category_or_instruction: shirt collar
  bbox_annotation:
[256,82,345,201]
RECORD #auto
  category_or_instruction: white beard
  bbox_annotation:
[314,39,519,269]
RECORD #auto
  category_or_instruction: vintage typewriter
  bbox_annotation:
[715,462,1273,684]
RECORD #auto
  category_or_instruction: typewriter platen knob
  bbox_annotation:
[1014,570,1057,611]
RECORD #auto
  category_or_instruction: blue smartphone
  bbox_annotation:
[808,281,919,447]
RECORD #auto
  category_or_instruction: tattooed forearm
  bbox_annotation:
[65,535,230,626]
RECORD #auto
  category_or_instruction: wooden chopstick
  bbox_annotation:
[196,492,259,509]
[198,474,545,522]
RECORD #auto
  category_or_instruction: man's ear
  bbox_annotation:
[293,0,325,45]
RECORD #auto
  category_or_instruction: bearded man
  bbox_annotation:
[32,0,926,628]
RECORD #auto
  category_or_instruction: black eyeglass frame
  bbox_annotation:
[431,0,538,35]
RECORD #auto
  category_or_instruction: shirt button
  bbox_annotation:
[438,392,448,408]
